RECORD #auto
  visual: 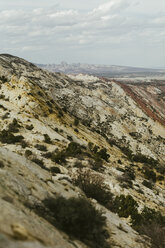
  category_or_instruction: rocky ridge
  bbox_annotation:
[0,54,164,248]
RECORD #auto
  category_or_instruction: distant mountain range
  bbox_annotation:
[37,62,165,78]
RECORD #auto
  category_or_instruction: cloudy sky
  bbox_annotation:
[0,0,165,67]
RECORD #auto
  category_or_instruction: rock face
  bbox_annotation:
[0,54,164,248]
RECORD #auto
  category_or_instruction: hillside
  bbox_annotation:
[0,54,164,248]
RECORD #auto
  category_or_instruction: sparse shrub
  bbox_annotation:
[54,127,58,132]
[88,143,110,162]
[43,134,52,144]
[0,161,4,168]
[0,130,24,144]
[67,135,73,141]
[116,167,125,172]
[25,124,34,130]
[142,180,153,189]
[51,150,66,164]
[58,110,63,118]
[138,223,165,248]
[2,112,10,119]
[35,144,47,151]
[50,166,61,174]
[41,196,110,248]
[91,159,104,172]
[74,160,83,168]
[74,118,79,126]
[25,150,32,157]
[118,159,122,164]
[74,169,113,208]
[157,175,164,181]
[46,101,52,108]
[0,94,5,99]
[0,75,8,83]
[143,167,156,182]
[8,118,21,133]
[119,146,133,160]
[20,140,28,148]
[134,207,165,247]
[31,158,48,171]
[124,166,135,180]
[112,195,139,221]
[97,148,110,162]
[65,142,82,157]
[132,154,158,166]
[0,104,7,111]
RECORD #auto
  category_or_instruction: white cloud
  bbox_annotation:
[0,0,165,66]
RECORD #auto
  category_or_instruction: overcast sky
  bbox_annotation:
[0,0,165,67]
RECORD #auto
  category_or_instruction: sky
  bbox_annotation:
[0,0,165,67]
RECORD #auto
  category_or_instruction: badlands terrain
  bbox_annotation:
[0,54,164,248]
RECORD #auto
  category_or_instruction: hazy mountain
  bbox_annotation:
[37,62,165,78]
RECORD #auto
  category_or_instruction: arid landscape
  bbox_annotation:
[0,54,164,248]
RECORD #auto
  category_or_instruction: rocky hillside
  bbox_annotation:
[0,54,164,248]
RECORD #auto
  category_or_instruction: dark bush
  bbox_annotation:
[35,144,47,151]
[142,180,153,189]
[65,142,82,157]
[124,166,135,180]
[20,140,28,148]
[42,196,110,248]
[0,75,8,83]
[25,124,34,130]
[132,154,158,166]
[44,134,52,144]
[112,195,139,221]
[25,150,32,157]
[0,130,24,144]
[31,158,48,171]
[74,170,113,208]
[97,148,110,162]
[51,150,66,164]
[74,118,79,126]
[138,222,165,248]
[8,118,21,133]
[143,167,156,182]
[50,167,61,174]
[134,207,165,247]
[157,175,164,181]
[0,161,4,168]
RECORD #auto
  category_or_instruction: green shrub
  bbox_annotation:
[42,196,110,248]
[112,195,139,220]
